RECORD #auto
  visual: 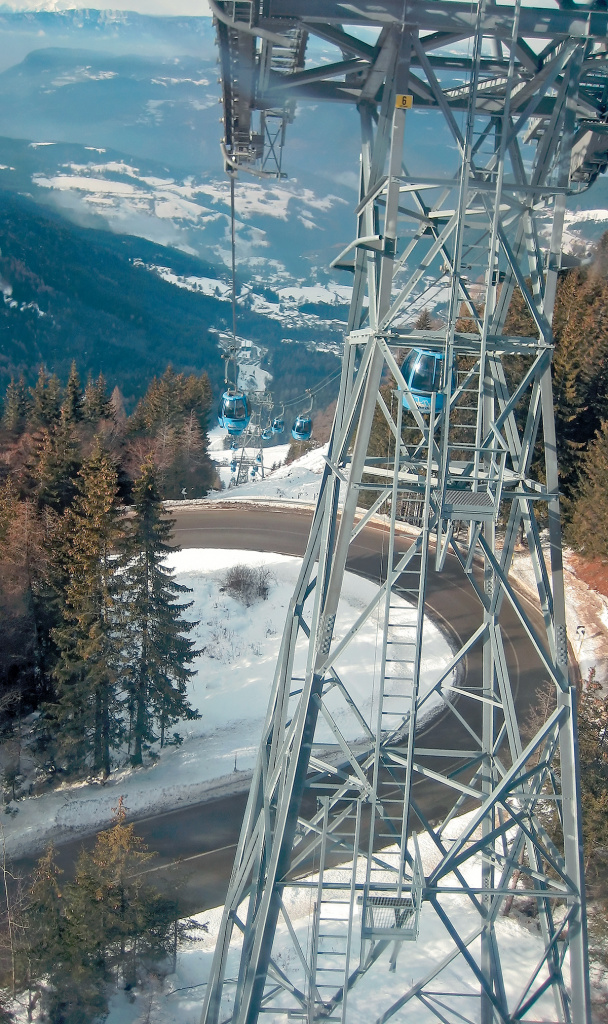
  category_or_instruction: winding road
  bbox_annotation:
[14,503,548,915]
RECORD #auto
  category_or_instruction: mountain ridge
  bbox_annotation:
[0,189,341,410]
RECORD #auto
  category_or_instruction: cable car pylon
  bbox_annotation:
[202,2,607,1021]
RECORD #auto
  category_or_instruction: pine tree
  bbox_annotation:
[2,377,28,435]
[551,270,596,492]
[68,799,177,989]
[414,307,433,330]
[109,385,126,428]
[130,367,212,434]
[83,372,112,423]
[62,360,83,424]
[94,373,112,419]
[25,803,180,1020]
[123,460,199,763]
[30,409,80,512]
[581,285,608,428]
[0,484,58,712]
[27,845,108,1024]
[566,419,608,558]
[28,367,61,431]
[27,846,64,975]
[49,439,126,777]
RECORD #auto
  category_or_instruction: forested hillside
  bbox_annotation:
[0,193,227,404]
[0,190,341,410]
[0,363,214,784]
[505,233,608,556]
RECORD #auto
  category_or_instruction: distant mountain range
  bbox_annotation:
[0,9,606,408]
[0,35,363,274]
[0,8,215,72]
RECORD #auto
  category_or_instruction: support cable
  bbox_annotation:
[230,173,238,355]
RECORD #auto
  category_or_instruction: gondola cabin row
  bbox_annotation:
[218,390,251,436]
[401,349,456,412]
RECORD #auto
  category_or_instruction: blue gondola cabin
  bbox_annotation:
[218,391,251,436]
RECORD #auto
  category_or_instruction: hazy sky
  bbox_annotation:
[0,1,212,13]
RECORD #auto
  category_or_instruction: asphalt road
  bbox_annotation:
[13,503,547,916]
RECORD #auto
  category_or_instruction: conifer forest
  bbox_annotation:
[0,361,219,1019]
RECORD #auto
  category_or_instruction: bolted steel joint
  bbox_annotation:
[318,614,336,656]
[557,623,568,667]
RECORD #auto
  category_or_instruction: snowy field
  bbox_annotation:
[104,809,563,1024]
[1,549,454,860]
[208,429,330,502]
[206,434,608,686]
[511,543,608,687]
[208,425,291,492]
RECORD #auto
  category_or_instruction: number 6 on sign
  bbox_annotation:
[395,94,413,108]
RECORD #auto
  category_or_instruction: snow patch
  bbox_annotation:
[1,549,453,859]
[106,809,562,1024]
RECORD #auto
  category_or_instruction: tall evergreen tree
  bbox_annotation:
[0,483,57,711]
[83,372,112,423]
[109,385,126,428]
[566,419,608,558]
[30,409,80,512]
[68,799,177,988]
[2,376,28,435]
[128,368,214,498]
[25,804,180,1023]
[27,846,65,985]
[130,366,211,434]
[414,307,433,330]
[49,439,126,777]
[123,460,199,763]
[62,360,83,424]
[28,367,61,431]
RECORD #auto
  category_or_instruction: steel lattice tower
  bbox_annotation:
[203,3,608,1022]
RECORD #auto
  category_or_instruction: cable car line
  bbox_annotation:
[217,175,251,438]
[218,171,341,453]
[229,173,238,348]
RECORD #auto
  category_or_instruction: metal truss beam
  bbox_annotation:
[211,0,608,184]
[202,3,603,1023]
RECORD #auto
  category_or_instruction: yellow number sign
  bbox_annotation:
[395,94,413,109]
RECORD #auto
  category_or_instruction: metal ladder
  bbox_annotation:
[363,395,435,935]
[307,798,361,1024]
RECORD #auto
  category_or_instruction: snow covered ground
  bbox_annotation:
[103,808,562,1024]
[208,433,330,502]
[207,438,608,687]
[0,451,598,1022]
[511,541,608,687]
[1,549,454,860]
[207,426,291,491]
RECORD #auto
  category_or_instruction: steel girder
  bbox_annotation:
[202,4,603,1023]
[210,0,608,184]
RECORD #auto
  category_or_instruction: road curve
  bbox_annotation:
[14,503,547,915]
